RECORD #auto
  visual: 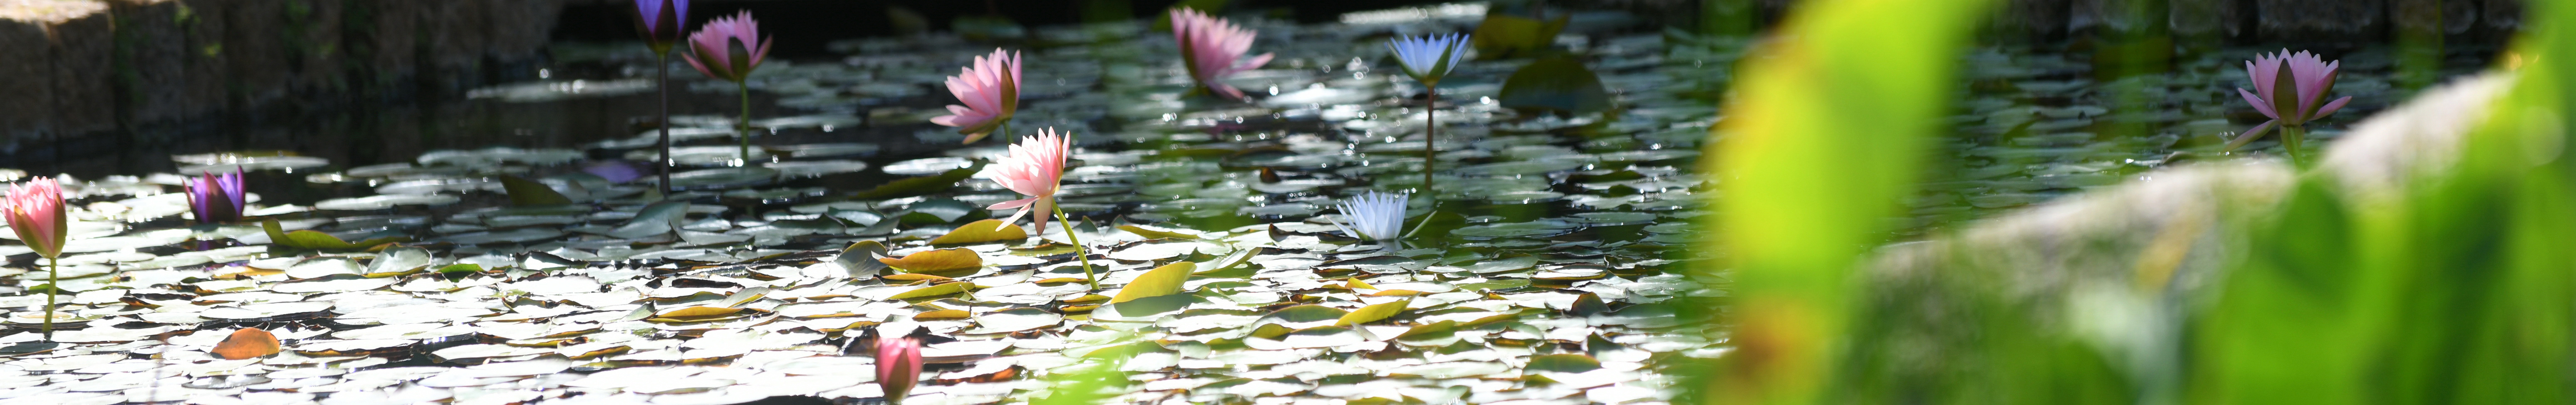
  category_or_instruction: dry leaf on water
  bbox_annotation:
[213,328,282,360]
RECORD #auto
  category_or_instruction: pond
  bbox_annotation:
[0,2,2501,405]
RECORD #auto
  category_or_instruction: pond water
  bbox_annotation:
[0,4,2499,405]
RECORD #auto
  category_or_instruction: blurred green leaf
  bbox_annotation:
[1470,13,1567,59]
[498,175,572,206]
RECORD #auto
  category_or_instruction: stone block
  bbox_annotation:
[0,0,116,148]
[419,0,489,89]
[486,0,564,64]
[344,0,418,95]
[1994,0,2070,42]
[2168,0,2233,40]
[220,0,287,109]
[107,0,188,125]
[2256,0,2386,42]
[282,0,342,96]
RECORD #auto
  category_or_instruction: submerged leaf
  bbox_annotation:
[1497,57,1612,116]
[851,165,983,200]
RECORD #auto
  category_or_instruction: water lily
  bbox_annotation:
[1169,7,1272,100]
[2228,49,2353,163]
[988,128,1097,289]
[1387,33,1469,200]
[931,49,1020,144]
[185,170,245,224]
[4,178,67,341]
[632,0,691,194]
[1328,191,1410,246]
[632,0,689,54]
[686,11,773,165]
[875,336,924,404]
[1388,33,1470,86]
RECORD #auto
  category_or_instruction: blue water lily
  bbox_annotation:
[1388,33,1471,85]
[1328,191,1411,244]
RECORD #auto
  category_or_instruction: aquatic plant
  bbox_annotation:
[989,128,1096,289]
[1326,191,1410,247]
[875,335,924,404]
[1388,34,1469,200]
[184,170,245,225]
[684,11,773,165]
[4,178,67,341]
[1169,7,1272,100]
[632,0,688,192]
[932,49,1021,144]
[2227,49,2353,163]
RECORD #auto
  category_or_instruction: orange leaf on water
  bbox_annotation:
[878,248,984,273]
[213,328,281,360]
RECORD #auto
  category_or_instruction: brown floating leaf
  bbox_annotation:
[657,306,745,319]
[887,282,980,300]
[931,219,1030,244]
[213,328,281,360]
[879,248,984,273]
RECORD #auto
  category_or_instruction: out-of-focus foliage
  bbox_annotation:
[1698,0,1994,404]
[1702,0,2576,404]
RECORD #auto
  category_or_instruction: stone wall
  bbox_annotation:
[1986,0,2520,42]
[0,0,568,153]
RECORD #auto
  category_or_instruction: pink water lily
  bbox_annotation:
[874,336,924,404]
[2229,49,2353,151]
[1170,7,1272,99]
[684,11,771,83]
[632,0,689,54]
[931,49,1021,143]
[185,170,246,225]
[988,128,1070,232]
[5,178,67,259]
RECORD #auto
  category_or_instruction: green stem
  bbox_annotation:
[1053,205,1098,291]
[658,52,673,195]
[42,256,55,341]
[2283,124,2307,167]
[1422,86,1438,198]
[738,81,754,166]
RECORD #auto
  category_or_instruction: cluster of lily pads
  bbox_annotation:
[0,6,1731,405]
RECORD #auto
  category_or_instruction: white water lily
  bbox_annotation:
[1328,191,1410,244]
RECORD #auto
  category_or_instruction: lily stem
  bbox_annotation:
[658,52,673,195]
[43,256,55,341]
[738,81,753,166]
[2283,125,2307,167]
[1052,206,1098,291]
[1422,86,1438,199]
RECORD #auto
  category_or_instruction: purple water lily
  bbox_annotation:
[633,0,689,54]
[2228,49,2354,162]
[185,170,246,225]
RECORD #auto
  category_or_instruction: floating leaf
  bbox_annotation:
[1117,225,1199,240]
[879,248,984,273]
[932,220,1030,244]
[914,309,971,321]
[850,165,983,200]
[263,220,408,251]
[1497,56,1612,116]
[1110,262,1197,304]
[837,240,891,277]
[655,306,743,319]
[888,282,979,300]
[1526,353,1603,373]
[1336,299,1410,326]
[212,328,281,360]
[498,175,574,206]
